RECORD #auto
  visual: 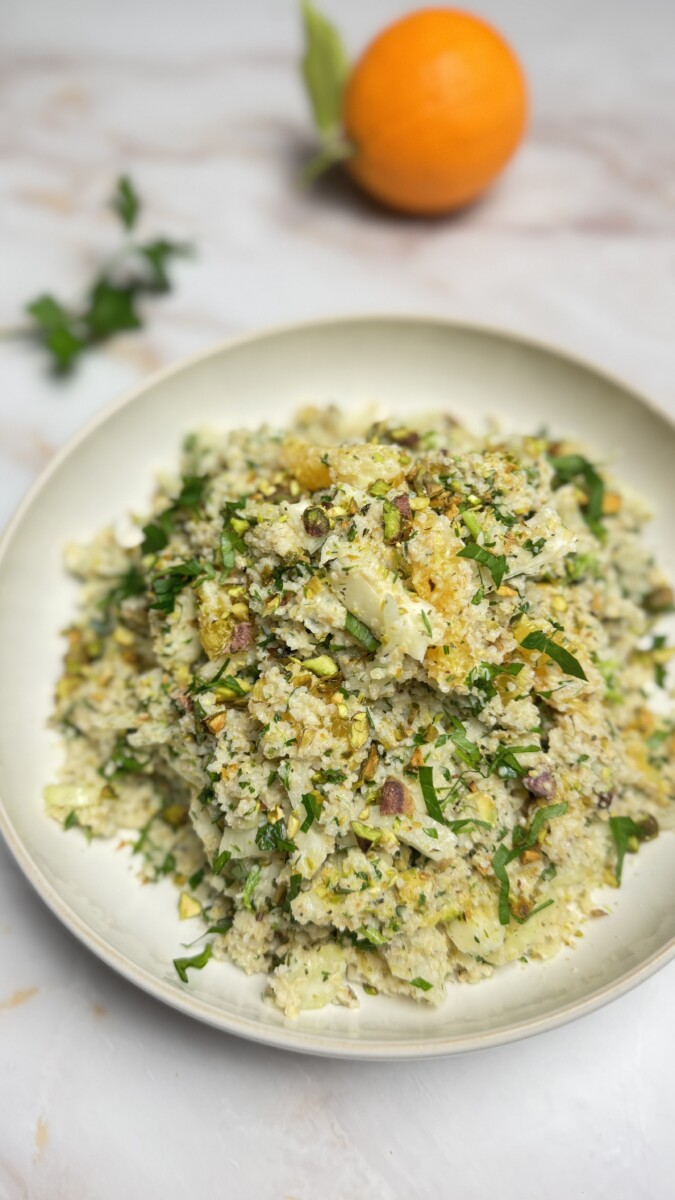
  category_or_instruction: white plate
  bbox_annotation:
[1,316,673,1059]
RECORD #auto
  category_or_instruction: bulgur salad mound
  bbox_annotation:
[46,407,675,1016]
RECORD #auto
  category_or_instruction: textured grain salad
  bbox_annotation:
[46,408,675,1016]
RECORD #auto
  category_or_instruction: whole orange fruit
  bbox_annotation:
[341,9,528,215]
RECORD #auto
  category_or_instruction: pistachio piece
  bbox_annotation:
[380,777,412,816]
[382,499,402,544]
[358,740,379,780]
[302,505,331,538]
[349,711,369,749]
[523,770,556,799]
[392,493,412,521]
[368,479,389,498]
[229,622,253,652]
[352,820,382,851]
[303,655,339,678]
[178,892,202,920]
[643,586,674,613]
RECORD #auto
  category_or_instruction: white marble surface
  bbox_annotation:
[1,0,674,1195]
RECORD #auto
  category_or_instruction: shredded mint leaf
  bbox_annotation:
[447,717,482,769]
[410,976,433,992]
[173,943,212,983]
[345,611,381,654]
[100,564,146,614]
[520,630,587,681]
[512,898,555,924]
[212,849,231,875]
[111,175,140,230]
[457,541,507,589]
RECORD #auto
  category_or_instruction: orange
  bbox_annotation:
[342,9,528,215]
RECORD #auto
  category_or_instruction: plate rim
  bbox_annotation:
[1,312,674,1060]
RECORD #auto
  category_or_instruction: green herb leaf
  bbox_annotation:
[150,558,210,615]
[465,661,524,710]
[550,454,605,538]
[255,819,297,854]
[85,281,141,338]
[301,0,349,138]
[520,630,587,681]
[492,802,568,924]
[111,175,140,230]
[609,815,658,885]
[242,865,262,911]
[457,541,507,589]
[212,849,231,875]
[100,565,146,614]
[447,717,482,769]
[173,943,212,983]
[139,238,192,292]
[63,810,79,831]
[418,766,445,824]
[345,611,381,654]
[489,743,539,781]
[410,976,433,992]
[301,792,322,832]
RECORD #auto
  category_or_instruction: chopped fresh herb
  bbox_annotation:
[652,635,668,689]
[410,976,433,992]
[150,558,210,615]
[447,717,482,769]
[99,735,148,779]
[419,766,445,824]
[493,505,517,527]
[242,866,262,911]
[22,178,192,376]
[471,585,485,606]
[100,565,146,613]
[286,873,303,908]
[212,849,231,875]
[457,541,507,589]
[255,819,297,854]
[489,743,539,781]
[421,610,433,638]
[492,802,568,924]
[466,661,524,710]
[523,537,546,556]
[345,611,381,654]
[63,810,79,831]
[188,867,205,890]
[173,943,212,983]
[609,815,658,885]
[301,792,322,832]
[111,175,140,230]
[520,630,587,681]
[550,454,605,538]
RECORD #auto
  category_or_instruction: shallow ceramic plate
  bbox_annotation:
[1,316,674,1059]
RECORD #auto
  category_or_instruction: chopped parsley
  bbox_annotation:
[242,866,262,911]
[150,558,212,615]
[300,792,322,832]
[549,453,605,538]
[255,819,297,854]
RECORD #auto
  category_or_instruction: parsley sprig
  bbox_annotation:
[19,177,191,374]
[492,802,568,924]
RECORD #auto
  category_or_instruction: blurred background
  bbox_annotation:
[1,1,674,1196]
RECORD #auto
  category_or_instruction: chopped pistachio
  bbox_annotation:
[303,655,339,678]
[359,741,379,782]
[352,820,382,846]
[349,711,369,749]
[205,711,227,734]
[602,492,622,515]
[302,505,331,538]
[383,499,402,544]
[178,892,202,920]
[368,479,389,498]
